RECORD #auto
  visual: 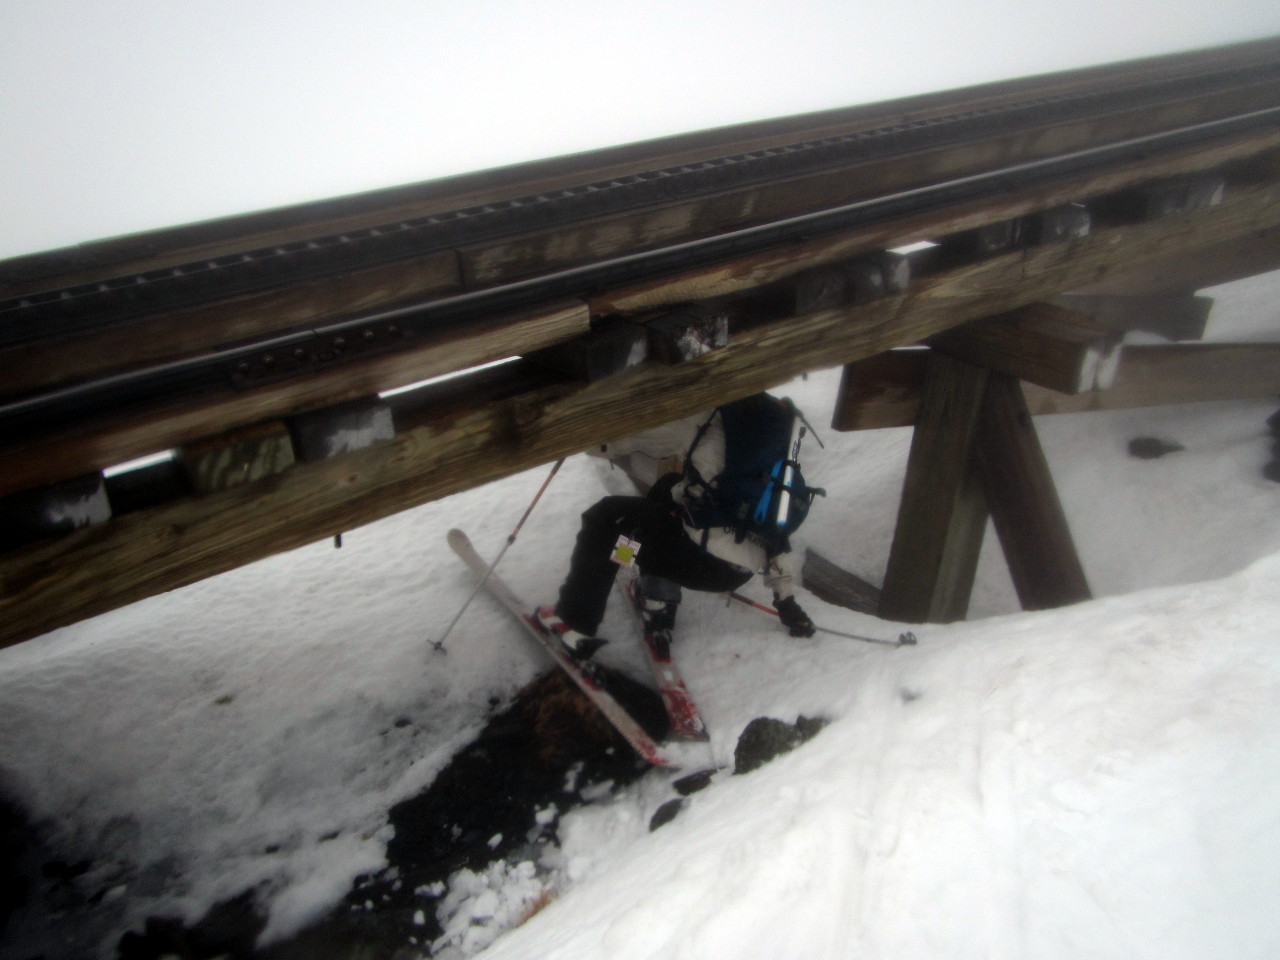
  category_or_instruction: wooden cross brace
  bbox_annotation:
[878,351,1092,624]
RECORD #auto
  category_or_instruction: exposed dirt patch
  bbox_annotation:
[100,666,667,960]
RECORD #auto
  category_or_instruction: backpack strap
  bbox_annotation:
[682,408,721,492]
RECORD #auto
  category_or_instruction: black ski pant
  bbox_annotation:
[556,495,752,636]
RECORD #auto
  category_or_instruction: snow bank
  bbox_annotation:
[482,552,1280,960]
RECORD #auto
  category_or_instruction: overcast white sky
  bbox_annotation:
[3,0,1280,261]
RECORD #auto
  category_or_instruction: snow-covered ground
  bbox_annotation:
[1,273,1279,959]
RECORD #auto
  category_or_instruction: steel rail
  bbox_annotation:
[4,51,1280,345]
[3,104,1278,446]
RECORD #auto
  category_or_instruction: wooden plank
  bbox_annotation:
[0,250,463,401]
[1068,223,1280,296]
[458,84,1280,287]
[974,374,1091,610]
[832,349,928,432]
[6,181,1280,645]
[1022,342,1280,415]
[879,354,991,624]
[834,342,1280,430]
[588,131,1280,316]
[930,303,1123,394]
[801,547,880,615]
[0,300,591,499]
[1050,293,1213,341]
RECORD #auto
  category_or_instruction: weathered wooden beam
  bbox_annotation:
[801,548,880,616]
[1050,293,1213,341]
[588,133,1280,316]
[6,181,1280,646]
[1069,223,1280,296]
[0,300,591,499]
[832,349,928,432]
[879,354,991,624]
[1024,342,1280,415]
[9,143,1265,495]
[0,250,463,402]
[458,89,1280,288]
[832,342,1280,430]
[930,303,1123,394]
[973,374,1091,610]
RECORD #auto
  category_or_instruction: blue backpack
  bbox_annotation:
[683,393,823,554]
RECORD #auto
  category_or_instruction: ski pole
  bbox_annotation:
[431,457,566,653]
[725,591,916,647]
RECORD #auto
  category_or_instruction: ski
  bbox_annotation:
[621,578,710,742]
[447,528,678,768]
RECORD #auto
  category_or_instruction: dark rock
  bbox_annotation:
[733,716,829,775]
[1128,437,1185,460]
[673,769,716,796]
[649,799,687,832]
[1264,460,1280,484]
[1267,407,1280,438]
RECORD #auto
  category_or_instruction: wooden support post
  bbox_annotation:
[879,354,991,624]
[974,374,1092,610]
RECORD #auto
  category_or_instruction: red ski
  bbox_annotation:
[448,529,678,768]
[622,578,710,742]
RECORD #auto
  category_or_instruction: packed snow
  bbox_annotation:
[1,273,1279,959]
